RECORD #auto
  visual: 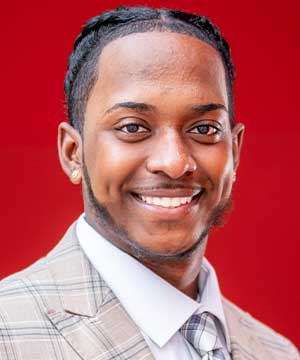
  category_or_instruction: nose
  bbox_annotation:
[146,130,197,179]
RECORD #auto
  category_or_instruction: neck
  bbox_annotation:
[138,239,207,299]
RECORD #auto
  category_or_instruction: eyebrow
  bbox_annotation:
[104,101,227,115]
[104,102,155,115]
[191,103,228,114]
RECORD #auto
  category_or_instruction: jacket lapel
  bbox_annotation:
[223,299,274,360]
[44,224,154,360]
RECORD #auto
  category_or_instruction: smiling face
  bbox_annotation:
[64,31,244,260]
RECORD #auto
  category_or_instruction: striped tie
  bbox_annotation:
[180,312,226,360]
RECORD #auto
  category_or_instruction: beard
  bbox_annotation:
[82,159,233,263]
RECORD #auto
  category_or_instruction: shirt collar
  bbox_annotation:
[76,214,230,349]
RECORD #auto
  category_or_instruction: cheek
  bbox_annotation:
[198,142,233,197]
[84,134,145,201]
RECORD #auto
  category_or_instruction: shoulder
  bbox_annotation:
[0,224,78,317]
[0,256,56,323]
[223,297,299,359]
[0,259,57,357]
[0,226,80,359]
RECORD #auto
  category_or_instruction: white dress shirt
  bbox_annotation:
[76,214,232,359]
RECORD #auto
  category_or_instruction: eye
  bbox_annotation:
[189,124,219,135]
[118,123,149,134]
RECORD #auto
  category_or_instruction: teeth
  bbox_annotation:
[140,195,193,208]
[152,197,161,206]
[161,197,171,207]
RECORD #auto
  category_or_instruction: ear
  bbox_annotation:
[57,122,82,185]
[231,123,245,173]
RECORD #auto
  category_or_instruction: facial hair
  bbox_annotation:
[82,159,232,263]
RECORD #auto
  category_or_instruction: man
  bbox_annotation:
[0,6,298,360]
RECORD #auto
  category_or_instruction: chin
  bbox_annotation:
[126,231,207,263]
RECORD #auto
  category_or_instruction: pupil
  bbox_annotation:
[198,125,209,134]
[127,124,139,133]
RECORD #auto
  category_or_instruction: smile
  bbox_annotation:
[138,195,193,208]
[132,188,203,210]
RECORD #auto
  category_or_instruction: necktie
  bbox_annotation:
[180,312,226,360]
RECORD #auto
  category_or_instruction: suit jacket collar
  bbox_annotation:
[46,223,105,317]
[45,224,154,360]
[44,223,274,360]
[224,299,274,360]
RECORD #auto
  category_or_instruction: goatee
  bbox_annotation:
[82,159,233,263]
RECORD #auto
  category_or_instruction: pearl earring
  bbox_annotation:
[71,169,80,181]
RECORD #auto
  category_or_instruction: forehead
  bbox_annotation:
[90,31,228,108]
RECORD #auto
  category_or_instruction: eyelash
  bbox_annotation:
[189,124,220,136]
[116,122,221,136]
[117,123,149,134]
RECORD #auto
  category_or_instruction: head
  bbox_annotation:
[58,6,244,264]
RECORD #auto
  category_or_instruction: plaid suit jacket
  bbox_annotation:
[0,224,298,360]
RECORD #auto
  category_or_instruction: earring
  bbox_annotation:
[70,169,80,181]
[232,171,236,182]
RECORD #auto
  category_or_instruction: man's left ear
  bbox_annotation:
[231,123,245,173]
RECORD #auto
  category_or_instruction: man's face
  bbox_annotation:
[82,32,243,259]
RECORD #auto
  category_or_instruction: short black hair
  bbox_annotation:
[64,6,235,133]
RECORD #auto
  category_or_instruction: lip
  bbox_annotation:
[131,187,202,198]
[129,190,203,220]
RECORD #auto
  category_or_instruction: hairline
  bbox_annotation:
[69,20,234,134]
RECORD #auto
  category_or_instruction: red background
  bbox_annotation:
[0,0,299,346]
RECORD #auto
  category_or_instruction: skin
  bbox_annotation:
[58,32,244,299]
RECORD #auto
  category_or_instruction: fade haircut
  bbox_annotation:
[64,6,235,134]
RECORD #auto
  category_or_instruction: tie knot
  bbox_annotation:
[180,312,225,359]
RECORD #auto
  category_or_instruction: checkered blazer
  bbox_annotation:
[0,224,298,360]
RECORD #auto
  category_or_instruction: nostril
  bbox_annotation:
[146,155,197,179]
